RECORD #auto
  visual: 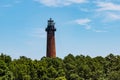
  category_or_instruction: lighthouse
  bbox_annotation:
[45,18,56,58]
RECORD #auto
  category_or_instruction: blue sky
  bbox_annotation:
[0,0,120,59]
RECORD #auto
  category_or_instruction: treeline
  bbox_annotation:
[0,53,120,80]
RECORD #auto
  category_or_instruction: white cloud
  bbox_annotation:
[1,0,22,8]
[97,2,120,11]
[34,0,87,7]
[31,28,46,38]
[107,13,120,20]
[67,0,87,3]
[74,18,91,29]
[14,0,22,4]
[75,18,91,25]
[80,8,89,12]
[100,12,120,22]
[34,0,59,7]
[1,4,12,8]
[85,25,91,30]
[94,30,107,33]
[95,1,120,22]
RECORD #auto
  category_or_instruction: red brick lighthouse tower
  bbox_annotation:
[45,18,56,58]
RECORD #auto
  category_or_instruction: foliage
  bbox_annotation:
[0,53,120,80]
